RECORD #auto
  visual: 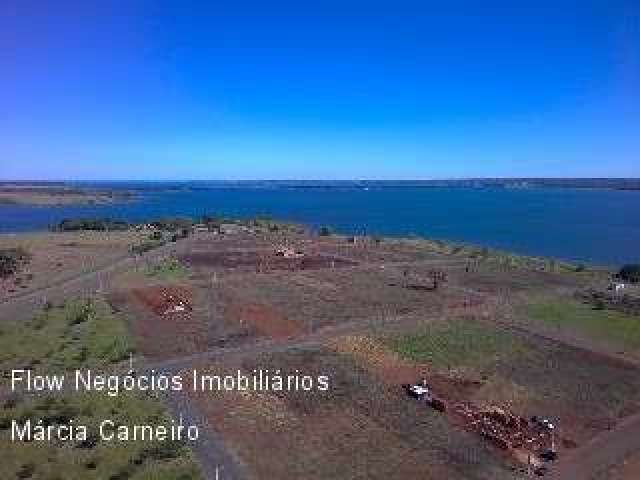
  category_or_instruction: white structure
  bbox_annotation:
[609,282,626,294]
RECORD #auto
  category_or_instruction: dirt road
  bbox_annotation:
[0,236,195,323]
[163,388,249,480]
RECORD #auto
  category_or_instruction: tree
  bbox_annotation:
[318,226,332,237]
[619,264,640,283]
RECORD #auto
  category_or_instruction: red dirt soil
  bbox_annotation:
[109,285,209,359]
[179,250,357,272]
[225,302,304,340]
[131,285,192,315]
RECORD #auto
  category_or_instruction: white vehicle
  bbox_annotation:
[404,382,433,402]
[532,416,555,431]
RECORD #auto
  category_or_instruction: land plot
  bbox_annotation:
[187,234,281,251]
[518,298,640,357]
[188,348,520,480]
[179,249,357,273]
[108,284,213,360]
[217,266,454,334]
[223,302,304,340]
[0,231,148,301]
[448,266,588,297]
[386,318,640,447]
[313,242,435,263]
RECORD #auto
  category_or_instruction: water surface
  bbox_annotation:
[1,184,638,266]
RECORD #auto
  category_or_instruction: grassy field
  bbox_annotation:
[0,297,133,372]
[145,258,189,280]
[386,319,530,372]
[520,298,640,354]
[0,392,201,480]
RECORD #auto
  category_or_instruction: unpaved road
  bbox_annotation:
[163,388,249,480]
[0,237,196,323]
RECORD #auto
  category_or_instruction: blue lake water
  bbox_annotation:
[1,185,639,267]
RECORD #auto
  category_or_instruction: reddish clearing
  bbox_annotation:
[108,285,209,359]
[179,249,357,271]
[224,302,303,340]
[131,285,192,315]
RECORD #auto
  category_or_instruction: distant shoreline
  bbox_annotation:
[1,178,640,193]
[0,185,135,206]
[0,185,637,266]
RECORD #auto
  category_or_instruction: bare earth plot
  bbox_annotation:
[109,235,464,361]
[187,348,520,480]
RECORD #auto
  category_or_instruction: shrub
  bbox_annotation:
[130,240,164,256]
[54,218,129,231]
[0,247,31,278]
[150,217,193,232]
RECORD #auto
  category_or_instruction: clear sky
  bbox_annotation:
[1,1,639,180]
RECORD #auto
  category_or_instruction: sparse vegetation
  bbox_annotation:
[0,392,201,480]
[130,239,165,255]
[0,297,134,372]
[146,258,189,280]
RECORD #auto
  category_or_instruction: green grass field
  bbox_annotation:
[1,392,201,480]
[520,298,640,354]
[385,319,530,372]
[0,295,201,479]
[145,257,189,280]
[0,297,133,372]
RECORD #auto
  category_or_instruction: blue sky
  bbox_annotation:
[1,1,638,180]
